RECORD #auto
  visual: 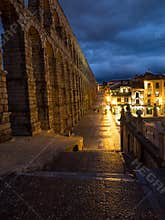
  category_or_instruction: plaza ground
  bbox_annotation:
[0,93,157,220]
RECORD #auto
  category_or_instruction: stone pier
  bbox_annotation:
[0,50,11,143]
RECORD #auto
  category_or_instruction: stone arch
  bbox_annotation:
[65,61,74,127]
[72,45,76,63]
[28,27,49,130]
[0,1,18,30]
[63,30,68,47]
[67,37,72,56]
[53,9,60,28]
[55,52,68,133]
[45,42,60,132]
[76,54,79,67]
[53,10,63,39]
[28,0,40,19]
[0,1,31,135]
[43,0,52,33]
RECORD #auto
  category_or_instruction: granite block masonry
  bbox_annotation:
[0,0,96,141]
[0,49,11,143]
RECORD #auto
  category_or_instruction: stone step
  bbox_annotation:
[45,151,124,174]
[18,171,135,182]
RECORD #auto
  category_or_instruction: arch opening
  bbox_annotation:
[28,0,40,19]
[63,30,68,47]
[0,17,5,69]
[56,53,68,133]
[43,0,52,32]
[45,42,60,132]
[24,0,29,8]
[28,27,49,130]
[53,10,60,27]
[0,2,31,135]
[53,10,63,39]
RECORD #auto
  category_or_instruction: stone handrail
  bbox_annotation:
[120,105,165,168]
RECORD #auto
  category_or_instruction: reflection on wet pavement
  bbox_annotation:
[74,93,120,151]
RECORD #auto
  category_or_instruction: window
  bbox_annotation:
[136,92,139,98]
[156,82,160,89]
[147,83,151,89]
[148,99,151,105]
[136,99,140,105]
[155,91,159,97]
[117,98,121,103]
[147,92,151,97]
[123,89,126,93]
[156,99,159,105]
[147,108,152,115]
[124,98,128,102]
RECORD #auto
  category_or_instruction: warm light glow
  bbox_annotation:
[159,98,163,104]
[106,96,110,102]
[106,105,110,111]
[112,100,117,105]
[109,78,165,117]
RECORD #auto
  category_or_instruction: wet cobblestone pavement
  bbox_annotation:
[46,151,124,173]
[73,94,120,151]
[0,94,157,220]
[0,175,144,220]
[0,150,157,220]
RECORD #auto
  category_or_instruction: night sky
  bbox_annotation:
[60,0,165,82]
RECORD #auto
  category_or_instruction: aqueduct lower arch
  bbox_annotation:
[28,27,49,130]
[0,0,96,142]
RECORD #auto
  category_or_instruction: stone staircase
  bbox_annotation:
[45,150,124,174]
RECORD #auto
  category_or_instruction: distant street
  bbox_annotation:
[74,93,120,151]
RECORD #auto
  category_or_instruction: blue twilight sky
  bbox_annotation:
[60,0,165,82]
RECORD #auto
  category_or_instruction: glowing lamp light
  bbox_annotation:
[106,96,110,102]
[106,105,110,111]
[112,100,117,105]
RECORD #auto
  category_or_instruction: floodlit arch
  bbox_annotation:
[53,10,63,38]
[43,0,52,32]
[53,10,60,27]
[63,29,68,46]
[55,52,68,132]
[0,1,31,135]
[45,42,60,132]
[28,27,49,130]
[28,0,40,19]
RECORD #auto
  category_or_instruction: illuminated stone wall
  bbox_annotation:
[0,50,11,143]
[0,0,96,139]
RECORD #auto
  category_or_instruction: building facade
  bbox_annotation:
[109,73,165,117]
[131,79,144,115]
[109,81,132,115]
[143,74,165,116]
[0,0,96,141]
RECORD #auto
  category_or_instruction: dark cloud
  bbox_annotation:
[60,0,165,81]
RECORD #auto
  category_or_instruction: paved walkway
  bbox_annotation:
[0,93,157,219]
[0,150,156,220]
[74,93,120,151]
[0,132,83,175]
